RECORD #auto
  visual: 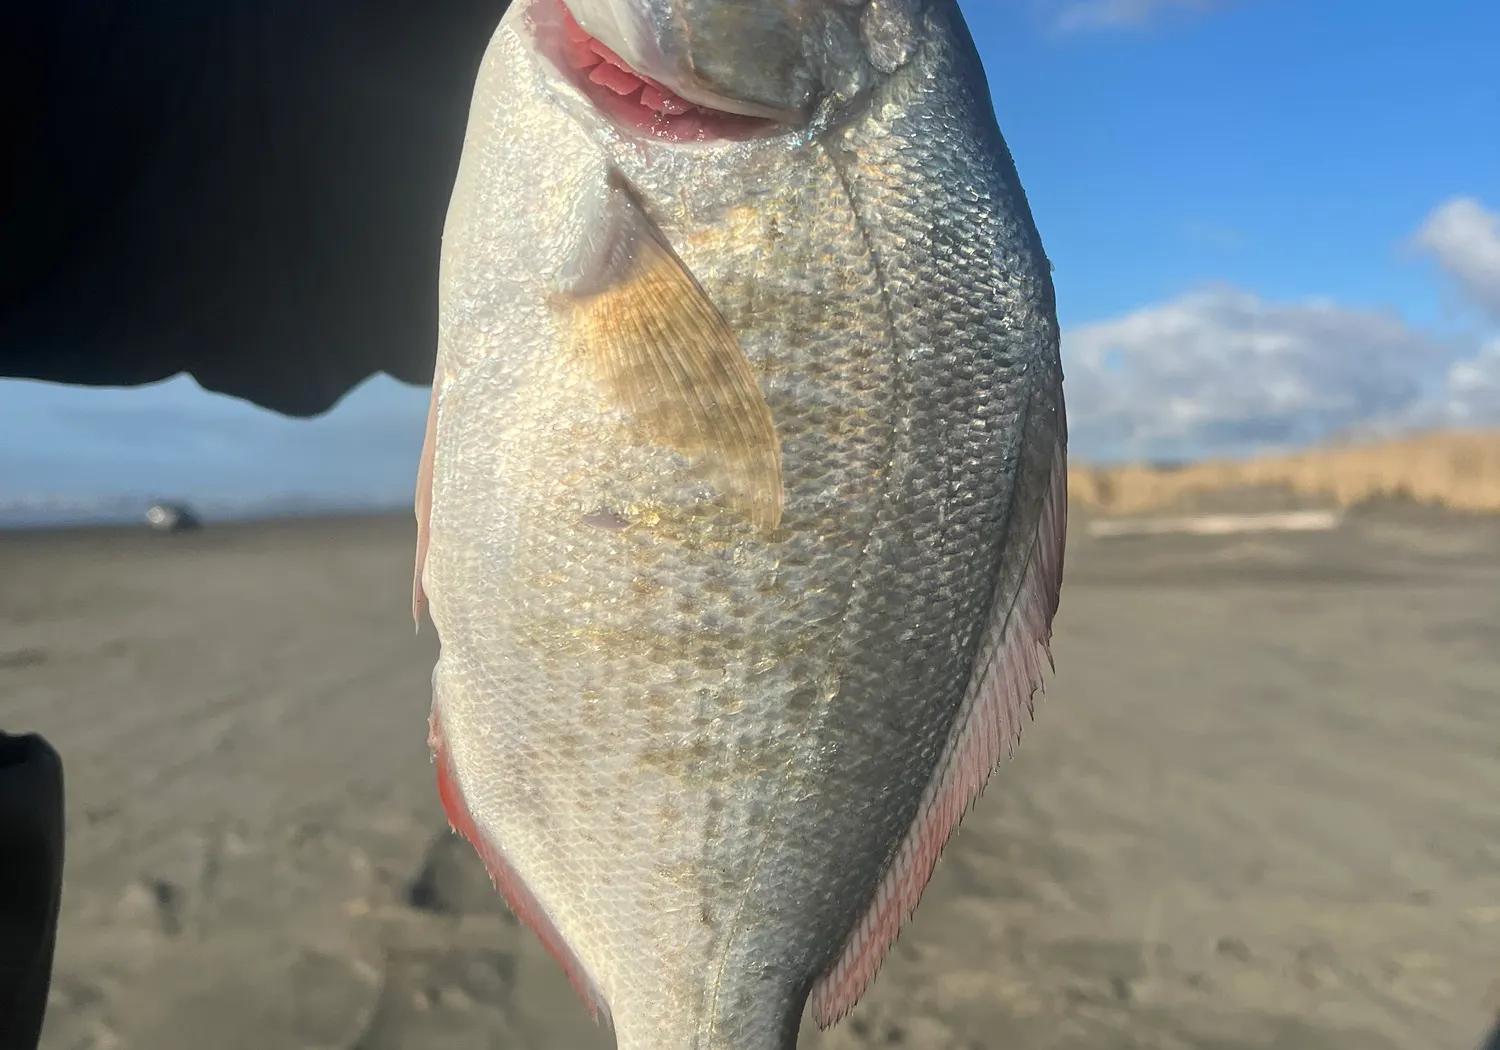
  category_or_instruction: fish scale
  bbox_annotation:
[416,1,1066,1048]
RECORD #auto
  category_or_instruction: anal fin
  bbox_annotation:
[810,429,1069,1028]
[427,707,612,1026]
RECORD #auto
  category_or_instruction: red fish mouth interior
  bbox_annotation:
[544,0,776,143]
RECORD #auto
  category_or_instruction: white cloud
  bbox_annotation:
[1413,197,1500,321]
[1061,286,1462,461]
[1049,0,1234,31]
[1433,337,1500,425]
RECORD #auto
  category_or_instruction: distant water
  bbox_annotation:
[0,492,409,531]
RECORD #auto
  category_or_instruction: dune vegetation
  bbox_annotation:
[1069,430,1500,516]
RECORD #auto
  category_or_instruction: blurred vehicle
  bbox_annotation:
[145,503,201,533]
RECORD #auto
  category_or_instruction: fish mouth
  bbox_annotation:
[532,0,789,143]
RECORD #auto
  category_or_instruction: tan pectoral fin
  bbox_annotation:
[557,174,783,533]
[412,371,440,630]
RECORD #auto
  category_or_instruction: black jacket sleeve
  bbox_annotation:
[0,0,508,418]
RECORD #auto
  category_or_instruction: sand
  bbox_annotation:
[3,509,1498,1050]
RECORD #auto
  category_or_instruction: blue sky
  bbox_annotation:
[3,0,1498,513]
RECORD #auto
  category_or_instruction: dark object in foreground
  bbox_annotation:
[1,0,512,418]
[146,503,202,533]
[0,733,64,1050]
[0,4,514,1047]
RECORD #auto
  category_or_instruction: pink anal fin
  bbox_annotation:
[412,373,441,629]
[427,708,611,1026]
[811,431,1068,1028]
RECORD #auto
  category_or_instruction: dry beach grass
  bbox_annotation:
[3,444,1499,1048]
[1071,431,1500,516]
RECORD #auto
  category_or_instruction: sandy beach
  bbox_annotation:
[3,507,1497,1050]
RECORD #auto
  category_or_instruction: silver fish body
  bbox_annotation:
[415,1,1067,1048]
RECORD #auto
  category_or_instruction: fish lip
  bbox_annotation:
[526,0,796,143]
[544,0,810,127]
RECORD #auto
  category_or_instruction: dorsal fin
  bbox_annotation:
[811,424,1068,1027]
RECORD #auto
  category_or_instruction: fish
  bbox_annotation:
[412,0,1067,1047]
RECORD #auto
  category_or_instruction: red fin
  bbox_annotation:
[412,373,441,630]
[811,430,1068,1028]
[427,707,611,1025]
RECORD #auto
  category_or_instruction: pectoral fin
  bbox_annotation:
[557,174,783,533]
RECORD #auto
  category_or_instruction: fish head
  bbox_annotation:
[536,0,920,137]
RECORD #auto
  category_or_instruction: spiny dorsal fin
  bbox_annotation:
[556,172,783,533]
